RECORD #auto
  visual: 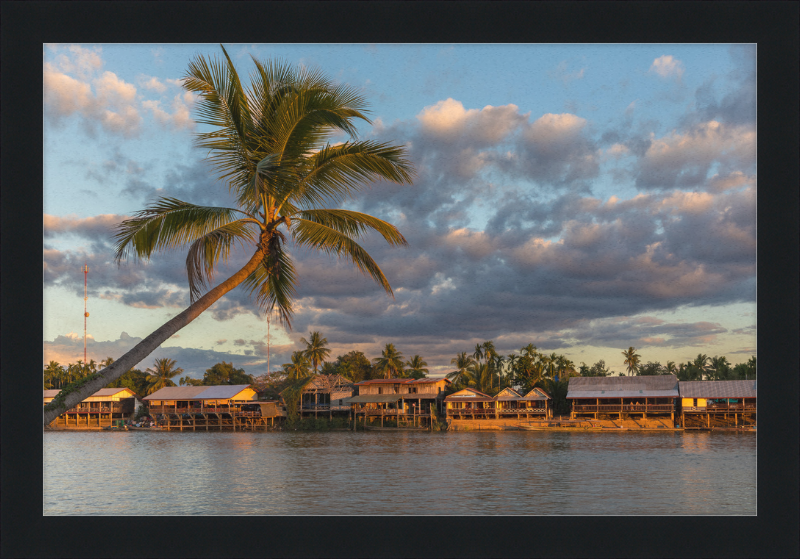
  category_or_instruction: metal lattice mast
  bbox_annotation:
[83,263,89,363]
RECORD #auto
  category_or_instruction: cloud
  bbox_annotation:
[139,76,167,93]
[549,60,587,86]
[43,214,124,239]
[634,121,756,190]
[43,331,281,376]
[650,55,685,80]
[142,92,196,130]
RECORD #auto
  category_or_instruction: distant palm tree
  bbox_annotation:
[300,331,330,374]
[521,343,538,359]
[43,46,414,426]
[43,361,64,389]
[145,358,183,395]
[621,347,641,376]
[464,362,493,394]
[692,354,710,380]
[447,352,475,388]
[405,355,429,379]
[665,361,677,376]
[709,355,730,380]
[373,343,404,379]
[283,351,312,380]
[473,343,484,365]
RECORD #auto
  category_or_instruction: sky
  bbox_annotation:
[42,43,757,379]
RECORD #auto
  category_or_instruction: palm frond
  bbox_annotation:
[114,198,258,262]
[240,241,297,328]
[283,141,414,210]
[297,209,407,246]
[185,219,260,302]
[291,219,393,295]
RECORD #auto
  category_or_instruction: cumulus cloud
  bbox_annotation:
[635,121,756,190]
[650,55,685,80]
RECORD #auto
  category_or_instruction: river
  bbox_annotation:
[43,430,756,515]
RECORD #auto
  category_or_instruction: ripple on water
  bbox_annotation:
[43,430,756,515]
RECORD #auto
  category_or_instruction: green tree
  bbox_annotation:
[179,375,204,386]
[373,343,404,379]
[621,347,641,376]
[300,331,330,374]
[43,361,65,389]
[106,368,151,397]
[446,352,475,388]
[464,362,493,394]
[283,351,312,380]
[692,354,710,380]
[43,47,414,425]
[318,361,337,376]
[202,361,253,385]
[637,361,664,376]
[405,355,429,379]
[665,361,677,376]
[144,358,183,395]
[586,360,609,377]
[709,355,731,380]
[335,350,374,383]
[534,377,570,416]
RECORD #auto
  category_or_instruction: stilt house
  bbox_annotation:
[288,374,353,418]
[143,385,264,431]
[44,387,139,428]
[520,387,553,419]
[678,380,757,429]
[567,375,679,423]
[348,378,450,427]
[444,387,495,419]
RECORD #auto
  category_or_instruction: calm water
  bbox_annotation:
[43,430,756,515]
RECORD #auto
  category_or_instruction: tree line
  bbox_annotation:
[43,357,254,399]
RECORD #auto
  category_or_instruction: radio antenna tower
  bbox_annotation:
[83,263,89,363]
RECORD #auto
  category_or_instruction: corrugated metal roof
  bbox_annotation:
[568,375,678,392]
[568,390,679,399]
[143,386,208,400]
[43,388,133,399]
[346,394,403,403]
[523,387,551,400]
[519,395,549,401]
[143,385,253,400]
[678,380,757,398]
[196,385,253,400]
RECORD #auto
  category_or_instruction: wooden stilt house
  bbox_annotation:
[520,387,553,419]
[291,374,353,419]
[44,387,139,428]
[567,375,679,424]
[444,387,496,420]
[348,378,450,428]
[678,380,757,429]
[143,385,269,431]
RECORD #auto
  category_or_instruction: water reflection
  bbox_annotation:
[44,430,755,515]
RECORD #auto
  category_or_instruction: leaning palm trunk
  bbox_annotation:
[43,47,413,426]
[43,245,267,425]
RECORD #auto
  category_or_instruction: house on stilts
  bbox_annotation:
[143,384,282,431]
[677,380,757,429]
[348,378,450,428]
[44,387,141,429]
[567,375,679,424]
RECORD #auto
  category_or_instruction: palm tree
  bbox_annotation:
[472,343,484,366]
[299,331,330,373]
[405,355,429,379]
[621,347,641,376]
[43,47,414,425]
[447,352,475,388]
[283,351,311,380]
[521,343,538,359]
[665,361,677,376]
[373,343,404,379]
[145,358,183,395]
[43,361,64,389]
[709,355,730,380]
[464,362,493,394]
[692,354,710,380]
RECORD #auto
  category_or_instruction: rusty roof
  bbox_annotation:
[354,377,449,385]
[678,380,757,398]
